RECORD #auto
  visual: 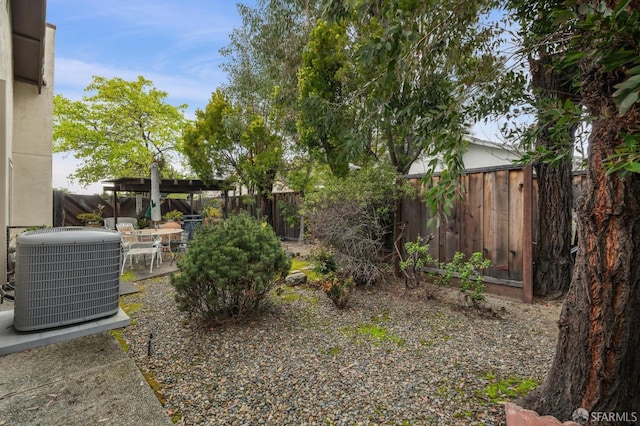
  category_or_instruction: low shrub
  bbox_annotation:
[437,252,490,301]
[310,247,337,277]
[163,209,183,221]
[399,235,436,288]
[400,237,490,302]
[321,273,353,309]
[171,213,291,323]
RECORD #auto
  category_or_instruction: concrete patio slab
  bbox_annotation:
[0,332,172,425]
[0,309,130,356]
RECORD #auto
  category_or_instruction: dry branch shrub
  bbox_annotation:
[303,165,411,286]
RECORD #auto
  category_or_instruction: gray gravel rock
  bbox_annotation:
[285,272,308,286]
[119,277,560,425]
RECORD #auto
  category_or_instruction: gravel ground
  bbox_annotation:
[118,276,560,426]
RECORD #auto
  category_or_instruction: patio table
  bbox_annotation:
[133,227,184,257]
[120,228,183,274]
[132,228,183,239]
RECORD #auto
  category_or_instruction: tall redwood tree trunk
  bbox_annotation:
[530,55,576,298]
[533,149,574,297]
[521,65,640,420]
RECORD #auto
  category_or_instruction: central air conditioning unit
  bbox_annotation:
[14,227,122,331]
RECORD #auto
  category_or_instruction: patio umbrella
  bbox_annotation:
[150,160,161,223]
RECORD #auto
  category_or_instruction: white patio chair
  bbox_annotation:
[117,223,161,273]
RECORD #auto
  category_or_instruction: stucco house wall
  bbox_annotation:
[1,0,15,283]
[0,0,54,280]
[12,23,55,227]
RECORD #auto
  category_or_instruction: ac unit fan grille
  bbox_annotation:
[14,228,122,331]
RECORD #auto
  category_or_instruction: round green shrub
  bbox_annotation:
[171,212,291,323]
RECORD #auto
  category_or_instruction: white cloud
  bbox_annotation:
[55,57,224,111]
[52,153,105,194]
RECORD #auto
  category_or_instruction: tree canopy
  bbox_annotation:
[319,0,507,214]
[182,89,284,197]
[297,19,354,177]
[53,76,188,185]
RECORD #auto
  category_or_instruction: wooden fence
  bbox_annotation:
[55,191,302,240]
[226,192,302,240]
[53,192,199,227]
[400,165,587,301]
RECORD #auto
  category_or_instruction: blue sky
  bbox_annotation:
[48,0,255,194]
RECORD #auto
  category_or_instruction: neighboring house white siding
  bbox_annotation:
[460,140,521,170]
[407,137,521,175]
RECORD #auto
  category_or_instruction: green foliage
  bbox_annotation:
[182,90,284,197]
[480,375,539,403]
[305,162,412,221]
[162,209,183,221]
[277,199,300,227]
[76,212,103,224]
[204,207,223,219]
[137,217,151,229]
[437,252,490,301]
[297,20,353,177]
[564,1,640,116]
[511,0,640,174]
[353,323,406,347]
[201,198,223,219]
[53,76,187,185]
[400,237,490,301]
[399,235,436,288]
[310,248,338,277]
[221,1,324,204]
[171,213,291,323]
[308,246,351,307]
[605,133,640,176]
[290,258,311,272]
[221,1,320,138]
[322,0,506,217]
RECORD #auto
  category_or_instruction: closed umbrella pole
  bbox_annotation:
[150,160,161,224]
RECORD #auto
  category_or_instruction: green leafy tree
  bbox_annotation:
[222,1,323,212]
[53,76,187,185]
[297,19,353,177]
[322,0,505,204]
[321,0,506,273]
[182,89,284,223]
[222,0,321,136]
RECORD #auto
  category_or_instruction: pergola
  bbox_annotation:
[101,177,229,220]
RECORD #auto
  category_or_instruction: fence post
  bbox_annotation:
[522,166,534,303]
[52,190,65,227]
